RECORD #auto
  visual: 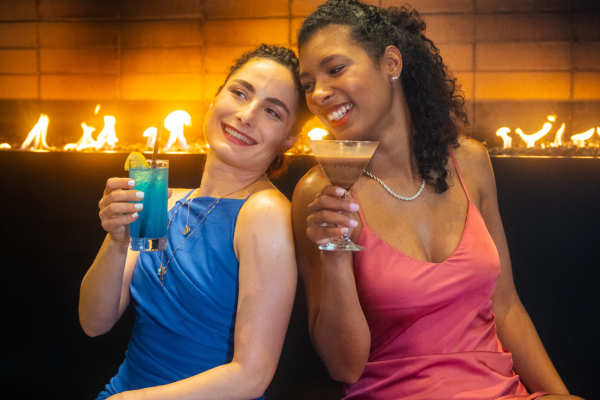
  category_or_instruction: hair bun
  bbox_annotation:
[382,6,426,36]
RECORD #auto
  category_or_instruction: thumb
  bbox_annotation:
[167,188,173,198]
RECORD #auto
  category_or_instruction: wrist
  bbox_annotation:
[106,234,131,252]
[320,249,352,265]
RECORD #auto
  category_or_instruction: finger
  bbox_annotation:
[316,185,346,199]
[307,225,349,243]
[104,177,136,195]
[168,188,173,199]
[99,188,145,210]
[101,211,139,233]
[308,210,358,228]
[99,202,143,221]
[308,194,360,215]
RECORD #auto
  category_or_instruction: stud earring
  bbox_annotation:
[391,76,398,81]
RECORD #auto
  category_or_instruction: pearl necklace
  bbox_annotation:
[363,170,426,201]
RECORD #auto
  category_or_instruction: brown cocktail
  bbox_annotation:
[309,140,379,251]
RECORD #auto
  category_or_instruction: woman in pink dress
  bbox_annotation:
[291,1,583,399]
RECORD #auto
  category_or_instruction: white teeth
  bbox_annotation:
[224,127,254,145]
[327,104,353,122]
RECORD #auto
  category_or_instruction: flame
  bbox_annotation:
[64,123,97,151]
[94,116,118,150]
[143,127,158,149]
[0,143,11,149]
[515,116,554,148]
[308,128,328,141]
[21,114,53,151]
[496,127,512,148]
[164,110,191,151]
[571,128,595,148]
[94,104,101,115]
[551,123,565,147]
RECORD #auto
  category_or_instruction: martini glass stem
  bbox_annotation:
[318,189,365,252]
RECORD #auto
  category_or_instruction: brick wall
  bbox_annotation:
[0,0,599,146]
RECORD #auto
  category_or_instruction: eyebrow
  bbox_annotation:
[299,54,343,79]
[265,97,290,116]
[233,79,255,93]
[232,79,290,116]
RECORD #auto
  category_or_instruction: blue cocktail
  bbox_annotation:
[129,159,169,251]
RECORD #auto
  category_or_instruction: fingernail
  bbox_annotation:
[136,191,144,199]
[132,212,138,218]
[340,227,348,234]
[128,180,135,187]
[349,203,359,211]
[336,188,345,196]
[134,203,143,210]
[349,219,358,227]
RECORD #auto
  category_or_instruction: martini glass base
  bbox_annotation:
[319,236,365,251]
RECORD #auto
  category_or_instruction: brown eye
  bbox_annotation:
[231,89,247,99]
[329,65,344,75]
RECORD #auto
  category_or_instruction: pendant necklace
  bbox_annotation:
[157,177,262,286]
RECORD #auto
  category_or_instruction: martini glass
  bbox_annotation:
[308,140,379,251]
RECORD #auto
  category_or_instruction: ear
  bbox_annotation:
[382,46,402,81]
[281,134,299,153]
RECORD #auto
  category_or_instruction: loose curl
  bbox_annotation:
[298,0,469,193]
[216,44,312,178]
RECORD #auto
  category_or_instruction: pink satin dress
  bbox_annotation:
[345,150,549,400]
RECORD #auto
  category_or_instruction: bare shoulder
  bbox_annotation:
[454,136,497,202]
[238,188,292,228]
[292,165,329,208]
[454,136,491,168]
[234,189,295,260]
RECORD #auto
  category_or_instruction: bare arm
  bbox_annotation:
[462,140,569,395]
[291,168,371,383]
[79,178,143,337]
[111,190,297,400]
[79,181,182,337]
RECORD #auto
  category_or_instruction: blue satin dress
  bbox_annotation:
[97,191,264,400]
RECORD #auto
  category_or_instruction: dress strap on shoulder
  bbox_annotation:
[448,146,471,202]
[177,189,195,205]
[349,190,368,228]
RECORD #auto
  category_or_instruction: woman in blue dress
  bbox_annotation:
[79,45,311,400]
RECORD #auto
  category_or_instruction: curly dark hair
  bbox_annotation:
[297,0,469,193]
[216,44,312,178]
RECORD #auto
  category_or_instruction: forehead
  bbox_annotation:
[229,58,298,114]
[230,59,295,93]
[299,25,368,64]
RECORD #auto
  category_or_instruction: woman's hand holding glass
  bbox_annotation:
[98,178,174,244]
[98,178,144,244]
[306,185,361,249]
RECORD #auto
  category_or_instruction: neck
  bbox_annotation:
[367,90,420,182]
[199,150,267,198]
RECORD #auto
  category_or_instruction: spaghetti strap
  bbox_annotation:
[449,147,471,203]
[349,190,368,228]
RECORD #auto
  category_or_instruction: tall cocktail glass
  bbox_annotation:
[129,159,169,251]
[308,140,379,251]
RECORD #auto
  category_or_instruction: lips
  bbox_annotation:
[221,123,257,146]
[322,102,353,128]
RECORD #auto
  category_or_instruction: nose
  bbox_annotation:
[311,79,334,105]
[236,100,259,126]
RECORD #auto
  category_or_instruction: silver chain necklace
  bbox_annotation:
[363,170,426,201]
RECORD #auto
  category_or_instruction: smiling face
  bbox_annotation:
[203,58,299,172]
[299,25,397,141]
